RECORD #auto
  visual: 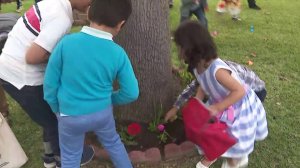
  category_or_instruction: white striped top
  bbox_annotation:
[194,58,268,158]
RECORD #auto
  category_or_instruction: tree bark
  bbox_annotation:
[115,0,180,122]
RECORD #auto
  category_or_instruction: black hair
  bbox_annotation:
[174,21,218,73]
[88,0,132,27]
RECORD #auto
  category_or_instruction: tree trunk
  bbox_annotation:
[115,0,180,123]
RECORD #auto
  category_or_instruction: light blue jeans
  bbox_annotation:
[57,106,132,168]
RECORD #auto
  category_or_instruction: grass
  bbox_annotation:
[1,0,300,167]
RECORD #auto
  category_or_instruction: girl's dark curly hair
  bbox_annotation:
[174,21,218,73]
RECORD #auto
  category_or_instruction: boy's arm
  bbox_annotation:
[43,41,63,113]
[112,51,139,105]
[26,18,71,64]
[165,80,199,122]
[25,42,50,64]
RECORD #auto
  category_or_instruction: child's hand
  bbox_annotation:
[207,105,220,116]
[164,107,178,122]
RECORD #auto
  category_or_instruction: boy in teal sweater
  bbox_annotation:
[44,0,138,167]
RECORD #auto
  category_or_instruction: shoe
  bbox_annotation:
[196,161,209,168]
[232,17,242,21]
[80,145,95,166]
[249,5,261,10]
[221,156,248,168]
[42,154,56,168]
[196,157,216,168]
[55,156,61,168]
[44,145,94,168]
[16,6,23,13]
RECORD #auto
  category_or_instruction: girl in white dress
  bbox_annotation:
[165,21,268,168]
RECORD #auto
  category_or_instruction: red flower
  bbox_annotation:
[127,123,142,136]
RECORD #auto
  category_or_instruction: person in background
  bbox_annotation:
[216,0,241,21]
[180,0,208,28]
[247,0,261,10]
[44,0,138,167]
[15,0,23,13]
[0,0,94,167]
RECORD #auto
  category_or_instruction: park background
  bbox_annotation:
[1,0,299,167]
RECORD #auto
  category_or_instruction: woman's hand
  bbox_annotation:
[164,107,178,122]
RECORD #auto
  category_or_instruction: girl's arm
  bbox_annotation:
[208,68,245,116]
[195,85,205,100]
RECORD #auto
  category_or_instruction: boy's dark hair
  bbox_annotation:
[174,21,217,73]
[88,0,132,27]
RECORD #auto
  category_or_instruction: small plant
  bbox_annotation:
[157,124,175,144]
[119,122,142,146]
[148,104,164,133]
[179,70,194,86]
[148,104,175,144]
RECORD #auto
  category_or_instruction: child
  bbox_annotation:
[168,60,267,115]
[15,0,23,13]
[165,21,268,168]
[0,0,94,167]
[181,0,208,28]
[43,0,138,167]
[216,0,241,21]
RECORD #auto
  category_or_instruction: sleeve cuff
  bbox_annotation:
[48,103,59,113]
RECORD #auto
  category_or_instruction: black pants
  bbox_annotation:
[0,79,60,155]
[247,0,257,7]
[255,89,267,103]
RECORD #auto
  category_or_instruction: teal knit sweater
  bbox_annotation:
[44,26,139,115]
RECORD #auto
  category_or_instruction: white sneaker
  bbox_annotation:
[238,156,248,167]
[196,158,217,168]
[16,6,23,13]
[221,156,248,168]
[196,161,209,168]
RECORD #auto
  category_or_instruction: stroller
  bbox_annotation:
[0,13,19,54]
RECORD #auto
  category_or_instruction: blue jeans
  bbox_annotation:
[16,0,22,9]
[57,106,132,168]
[181,4,208,29]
